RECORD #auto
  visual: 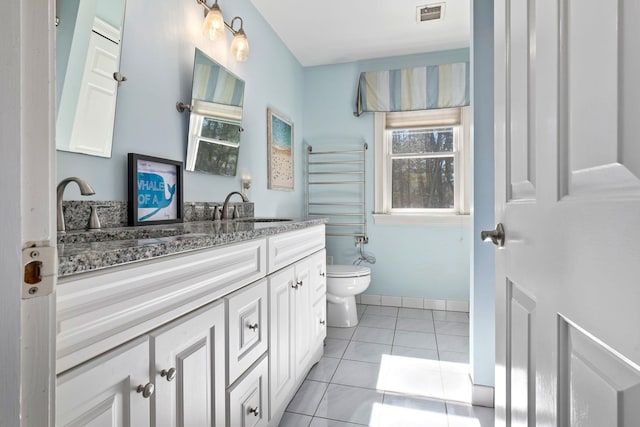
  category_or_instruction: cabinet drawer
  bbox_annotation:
[226,279,268,385]
[267,225,325,273]
[227,355,269,427]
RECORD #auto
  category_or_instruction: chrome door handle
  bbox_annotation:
[113,71,127,83]
[481,223,505,247]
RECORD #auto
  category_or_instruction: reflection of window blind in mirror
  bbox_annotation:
[191,50,244,106]
[191,99,242,123]
[185,49,245,176]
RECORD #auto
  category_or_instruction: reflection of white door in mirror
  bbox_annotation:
[69,24,119,157]
[56,0,125,158]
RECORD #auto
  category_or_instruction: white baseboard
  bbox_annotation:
[357,294,470,313]
[471,383,494,408]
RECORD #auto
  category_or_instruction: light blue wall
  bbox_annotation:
[470,0,495,388]
[55,0,80,109]
[303,50,471,301]
[57,0,306,218]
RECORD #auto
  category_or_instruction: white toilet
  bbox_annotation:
[326,264,371,327]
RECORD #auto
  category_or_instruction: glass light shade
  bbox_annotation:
[230,31,249,62]
[202,6,225,41]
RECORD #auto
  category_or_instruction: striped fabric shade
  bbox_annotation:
[354,62,470,116]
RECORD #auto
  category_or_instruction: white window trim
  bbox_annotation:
[373,107,471,226]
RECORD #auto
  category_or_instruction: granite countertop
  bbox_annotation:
[58,218,327,278]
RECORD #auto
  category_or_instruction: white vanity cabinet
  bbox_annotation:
[57,337,152,426]
[56,224,326,427]
[149,300,226,427]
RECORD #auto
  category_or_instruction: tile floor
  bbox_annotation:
[279,304,494,427]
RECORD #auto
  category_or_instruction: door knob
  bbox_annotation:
[480,223,505,247]
[113,71,127,83]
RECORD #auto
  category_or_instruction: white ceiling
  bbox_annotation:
[249,0,470,67]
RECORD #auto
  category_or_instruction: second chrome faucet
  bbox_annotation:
[221,191,248,220]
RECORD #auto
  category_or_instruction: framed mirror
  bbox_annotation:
[185,49,245,176]
[56,0,126,158]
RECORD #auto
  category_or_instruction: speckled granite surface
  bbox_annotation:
[62,201,255,231]
[58,218,327,277]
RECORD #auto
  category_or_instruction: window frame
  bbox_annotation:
[373,107,471,225]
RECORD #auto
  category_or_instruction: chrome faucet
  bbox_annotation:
[221,191,248,220]
[57,177,96,232]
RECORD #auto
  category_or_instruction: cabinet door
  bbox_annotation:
[293,258,313,377]
[268,266,295,419]
[226,279,269,385]
[309,249,327,303]
[57,337,151,427]
[150,300,225,427]
[312,297,327,348]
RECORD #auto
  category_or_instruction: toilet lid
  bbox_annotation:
[326,265,371,278]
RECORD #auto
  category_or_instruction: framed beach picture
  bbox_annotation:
[267,108,294,190]
[127,153,184,226]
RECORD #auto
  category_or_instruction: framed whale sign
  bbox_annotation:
[127,153,184,225]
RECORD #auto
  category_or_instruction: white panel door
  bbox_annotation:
[69,30,119,157]
[494,0,640,426]
[150,300,225,427]
[57,337,151,426]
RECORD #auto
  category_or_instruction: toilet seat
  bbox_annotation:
[326,265,370,278]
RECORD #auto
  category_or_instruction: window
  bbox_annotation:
[374,107,471,225]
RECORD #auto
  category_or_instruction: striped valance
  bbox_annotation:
[354,62,470,117]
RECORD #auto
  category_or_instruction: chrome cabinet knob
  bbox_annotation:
[248,323,259,331]
[480,223,505,247]
[290,280,298,289]
[248,406,259,416]
[320,320,326,325]
[296,279,303,287]
[320,272,325,277]
[136,382,155,398]
[160,368,176,382]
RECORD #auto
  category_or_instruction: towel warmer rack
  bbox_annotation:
[305,143,368,240]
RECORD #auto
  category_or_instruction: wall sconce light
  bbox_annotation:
[241,174,252,196]
[196,0,250,62]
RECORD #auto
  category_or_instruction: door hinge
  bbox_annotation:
[22,245,56,299]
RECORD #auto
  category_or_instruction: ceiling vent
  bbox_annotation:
[417,3,445,23]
